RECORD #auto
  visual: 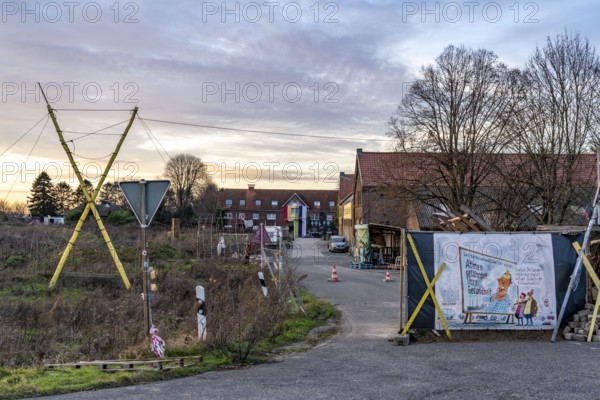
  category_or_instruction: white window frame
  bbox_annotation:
[225,199,232,206]
[238,213,245,220]
[267,213,276,220]
[252,213,259,220]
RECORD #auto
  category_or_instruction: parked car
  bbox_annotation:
[328,235,349,252]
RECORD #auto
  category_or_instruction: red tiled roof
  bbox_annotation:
[357,152,433,187]
[339,173,355,200]
[357,151,597,188]
[218,187,338,211]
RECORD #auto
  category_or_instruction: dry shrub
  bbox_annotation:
[0,224,291,367]
[206,270,286,363]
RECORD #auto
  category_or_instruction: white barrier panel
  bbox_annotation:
[434,233,556,330]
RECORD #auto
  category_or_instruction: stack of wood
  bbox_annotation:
[432,205,494,232]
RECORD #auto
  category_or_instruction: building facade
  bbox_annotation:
[217,184,338,237]
[349,148,598,233]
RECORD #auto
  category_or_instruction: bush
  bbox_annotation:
[5,255,26,268]
[64,209,83,222]
[150,243,182,260]
[108,210,135,225]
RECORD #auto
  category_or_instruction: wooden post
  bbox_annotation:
[171,218,180,240]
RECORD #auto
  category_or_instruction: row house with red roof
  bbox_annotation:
[341,148,597,264]
[217,184,338,237]
[347,148,597,233]
[337,172,355,241]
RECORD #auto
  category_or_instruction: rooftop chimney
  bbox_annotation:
[357,148,363,155]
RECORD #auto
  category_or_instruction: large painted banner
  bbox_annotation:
[434,233,556,330]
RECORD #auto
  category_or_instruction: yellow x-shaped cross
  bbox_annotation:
[47,105,138,289]
[401,234,452,340]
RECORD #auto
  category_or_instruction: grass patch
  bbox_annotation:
[0,290,339,399]
[0,353,230,400]
[256,290,341,352]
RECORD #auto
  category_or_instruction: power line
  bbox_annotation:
[0,114,49,158]
[139,117,392,142]
[64,119,130,142]
[4,115,50,202]
[53,108,134,112]
[71,151,114,161]
[136,114,169,165]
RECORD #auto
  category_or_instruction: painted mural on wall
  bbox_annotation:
[434,233,556,330]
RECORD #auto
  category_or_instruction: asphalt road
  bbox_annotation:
[40,238,600,400]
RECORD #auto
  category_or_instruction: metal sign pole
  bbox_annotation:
[551,149,600,342]
[260,223,264,271]
[551,205,598,342]
[140,180,151,335]
[118,179,170,336]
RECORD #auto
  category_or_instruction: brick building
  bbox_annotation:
[217,184,338,237]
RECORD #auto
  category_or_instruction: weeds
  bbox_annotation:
[0,223,339,399]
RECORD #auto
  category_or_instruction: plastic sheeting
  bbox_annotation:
[406,232,586,330]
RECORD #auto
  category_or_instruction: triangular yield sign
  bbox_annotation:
[250,225,272,244]
[119,180,170,226]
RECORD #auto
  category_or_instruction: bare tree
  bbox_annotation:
[194,181,219,214]
[12,201,28,215]
[387,45,519,212]
[0,199,10,213]
[505,31,600,225]
[164,153,209,219]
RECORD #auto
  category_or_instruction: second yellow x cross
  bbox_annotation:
[401,234,452,340]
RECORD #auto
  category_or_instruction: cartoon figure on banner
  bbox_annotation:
[523,289,538,326]
[149,325,165,358]
[514,292,526,326]
[483,270,513,313]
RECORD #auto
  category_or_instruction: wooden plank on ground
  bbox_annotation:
[44,356,202,372]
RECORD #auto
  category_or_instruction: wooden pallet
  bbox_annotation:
[44,356,202,372]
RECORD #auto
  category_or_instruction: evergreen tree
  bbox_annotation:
[52,181,76,214]
[99,181,126,206]
[74,179,94,206]
[28,172,56,216]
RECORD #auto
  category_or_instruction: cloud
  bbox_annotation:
[1,0,598,202]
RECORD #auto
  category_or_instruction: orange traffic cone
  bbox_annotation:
[383,270,394,282]
[328,265,341,282]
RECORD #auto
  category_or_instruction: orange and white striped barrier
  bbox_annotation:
[383,270,394,282]
[328,265,341,282]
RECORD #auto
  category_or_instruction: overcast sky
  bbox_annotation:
[1,0,599,203]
